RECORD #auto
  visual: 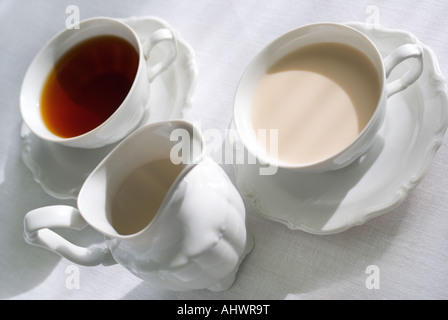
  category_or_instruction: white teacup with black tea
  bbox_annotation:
[21,17,178,148]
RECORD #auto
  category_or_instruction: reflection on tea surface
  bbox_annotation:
[251,42,380,165]
[41,35,139,138]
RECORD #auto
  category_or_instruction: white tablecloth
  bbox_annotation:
[1,0,447,300]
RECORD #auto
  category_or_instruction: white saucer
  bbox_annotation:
[228,22,448,235]
[21,16,198,199]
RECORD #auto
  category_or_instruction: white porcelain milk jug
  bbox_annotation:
[24,120,253,291]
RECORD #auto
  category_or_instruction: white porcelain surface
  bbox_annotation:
[24,121,253,292]
[110,156,253,291]
[228,22,448,234]
[21,16,198,199]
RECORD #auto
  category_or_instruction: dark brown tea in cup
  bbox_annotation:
[40,35,139,138]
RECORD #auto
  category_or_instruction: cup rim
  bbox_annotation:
[233,22,386,172]
[20,16,143,145]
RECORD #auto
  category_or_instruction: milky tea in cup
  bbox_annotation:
[251,42,381,165]
[234,23,423,173]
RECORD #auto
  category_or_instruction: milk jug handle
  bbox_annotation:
[24,205,114,266]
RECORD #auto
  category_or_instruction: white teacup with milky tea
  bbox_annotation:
[234,23,423,173]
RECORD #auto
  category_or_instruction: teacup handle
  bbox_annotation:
[24,205,114,266]
[142,28,178,82]
[384,43,423,97]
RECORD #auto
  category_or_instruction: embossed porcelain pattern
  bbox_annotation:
[24,121,253,291]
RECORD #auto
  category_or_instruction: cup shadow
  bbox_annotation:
[0,124,111,299]
[21,123,117,200]
[270,135,385,231]
[230,118,385,233]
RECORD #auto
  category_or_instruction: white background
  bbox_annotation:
[1,0,447,299]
